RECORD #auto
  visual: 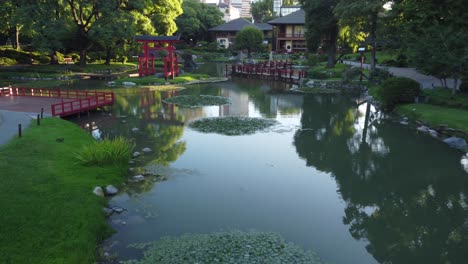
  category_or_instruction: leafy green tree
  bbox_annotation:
[251,0,275,23]
[176,0,224,43]
[334,0,388,71]
[234,26,265,58]
[16,0,183,66]
[394,0,468,94]
[300,0,340,68]
[0,0,22,50]
[151,0,183,36]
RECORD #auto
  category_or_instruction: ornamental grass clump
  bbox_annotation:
[189,116,277,136]
[124,231,323,264]
[163,95,230,108]
[74,136,134,165]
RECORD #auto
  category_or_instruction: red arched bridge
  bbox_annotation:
[0,87,114,117]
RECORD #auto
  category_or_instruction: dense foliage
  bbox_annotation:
[234,26,265,58]
[378,77,421,110]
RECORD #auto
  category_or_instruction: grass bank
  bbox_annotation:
[0,118,128,264]
[116,73,211,86]
[395,104,468,132]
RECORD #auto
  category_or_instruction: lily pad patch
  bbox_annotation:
[188,116,277,136]
[163,95,231,108]
[124,230,323,264]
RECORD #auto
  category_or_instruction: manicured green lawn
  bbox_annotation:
[396,103,468,132]
[423,88,468,109]
[0,118,127,264]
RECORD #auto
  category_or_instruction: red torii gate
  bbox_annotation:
[135,35,180,79]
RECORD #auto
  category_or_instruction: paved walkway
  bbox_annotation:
[0,110,36,146]
[343,61,459,89]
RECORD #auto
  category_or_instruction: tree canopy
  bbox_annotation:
[234,26,265,58]
[2,0,183,66]
[176,0,224,43]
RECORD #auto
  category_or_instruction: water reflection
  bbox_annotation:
[294,94,468,263]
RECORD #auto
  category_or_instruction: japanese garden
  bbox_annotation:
[0,0,467,264]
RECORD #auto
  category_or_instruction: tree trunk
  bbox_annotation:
[325,24,339,68]
[15,25,20,51]
[50,51,59,65]
[105,49,111,65]
[369,13,378,72]
[79,50,87,66]
[452,77,458,96]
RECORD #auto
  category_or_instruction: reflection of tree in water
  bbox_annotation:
[294,94,468,263]
[112,88,186,166]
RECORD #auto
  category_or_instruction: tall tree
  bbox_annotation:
[234,26,265,58]
[251,0,275,23]
[176,0,223,42]
[334,0,389,71]
[16,0,183,66]
[0,0,22,50]
[394,0,467,94]
[300,0,340,68]
[151,0,183,36]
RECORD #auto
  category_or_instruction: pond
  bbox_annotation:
[65,66,468,264]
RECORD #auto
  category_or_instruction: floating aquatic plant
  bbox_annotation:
[123,230,323,264]
[189,116,277,136]
[163,95,231,108]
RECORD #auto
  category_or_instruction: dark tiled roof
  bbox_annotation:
[208,18,253,32]
[254,23,273,31]
[209,18,272,32]
[135,35,180,41]
[268,9,305,25]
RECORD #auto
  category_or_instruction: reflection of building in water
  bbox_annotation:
[269,94,303,114]
[220,88,249,116]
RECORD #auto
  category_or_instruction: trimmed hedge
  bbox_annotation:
[378,77,421,110]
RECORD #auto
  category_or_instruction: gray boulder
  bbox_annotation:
[132,175,145,182]
[142,147,152,153]
[93,186,104,197]
[105,185,119,195]
[417,126,430,133]
[443,137,467,150]
[133,151,141,157]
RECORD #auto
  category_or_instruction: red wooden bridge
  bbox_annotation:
[0,87,114,117]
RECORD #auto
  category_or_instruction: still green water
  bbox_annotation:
[67,74,467,263]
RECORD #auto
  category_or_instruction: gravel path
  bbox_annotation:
[0,110,35,146]
[342,61,460,89]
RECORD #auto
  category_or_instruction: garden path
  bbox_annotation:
[342,61,460,89]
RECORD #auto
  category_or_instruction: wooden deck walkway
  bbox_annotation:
[0,87,114,117]
[225,61,308,84]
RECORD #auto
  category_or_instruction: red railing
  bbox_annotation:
[2,87,114,117]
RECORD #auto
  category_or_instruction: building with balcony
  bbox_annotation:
[209,18,273,49]
[267,9,306,53]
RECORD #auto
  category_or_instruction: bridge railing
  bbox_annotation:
[4,87,114,117]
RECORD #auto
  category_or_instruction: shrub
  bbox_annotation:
[460,78,468,94]
[0,48,31,63]
[378,77,421,110]
[67,53,80,61]
[73,137,134,166]
[342,67,361,83]
[308,54,318,66]
[308,70,328,80]
[0,57,17,65]
[36,55,51,64]
[368,68,393,85]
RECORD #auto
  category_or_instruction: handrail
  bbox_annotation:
[4,87,114,117]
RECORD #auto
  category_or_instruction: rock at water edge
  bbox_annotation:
[443,137,467,150]
[93,186,104,197]
[105,185,119,195]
